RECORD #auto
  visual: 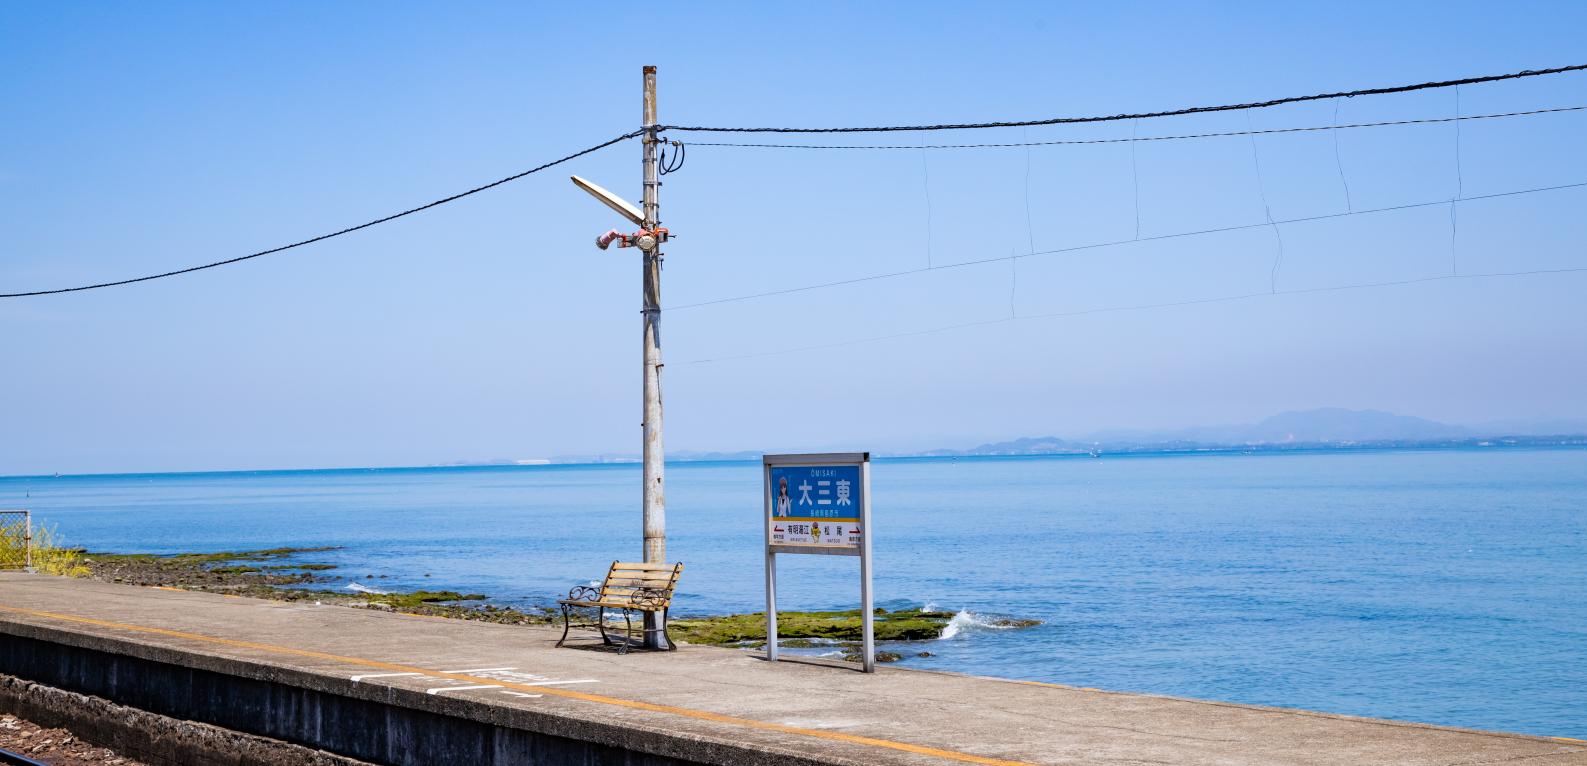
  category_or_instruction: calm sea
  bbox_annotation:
[3,448,1584,738]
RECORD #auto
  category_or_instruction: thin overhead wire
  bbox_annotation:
[1245,112,1285,293]
[680,104,1587,149]
[1453,87,1465,201]
[658,64,1587,134]
[681,266,1587,365]
[1008,247,1018,319]
[1332,99,1354,213]
[1,131,644,298]
[13,66,1585,301]
[666,180,1587,312]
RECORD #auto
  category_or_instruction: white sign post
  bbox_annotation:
[762,452,875,672]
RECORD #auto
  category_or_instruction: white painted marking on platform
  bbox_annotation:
[347,665,598,696]
[426,684,503,695]
[489,671,549,681]
[464,669,599,684]
[350,672,424,682]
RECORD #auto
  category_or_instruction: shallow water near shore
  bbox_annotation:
[4,448,1585,739]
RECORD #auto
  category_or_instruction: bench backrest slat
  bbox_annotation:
[598,561,683,607]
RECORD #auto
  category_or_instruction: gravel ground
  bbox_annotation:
[0,713,143,765]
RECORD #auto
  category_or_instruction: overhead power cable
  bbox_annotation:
[658,64,1587,134]
[666,180,1587,312]
[683,105,1587,150]
[683,266,1587,365]
[1,131,643,298]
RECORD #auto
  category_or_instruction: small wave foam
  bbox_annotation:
[938,610,1029,640]
[345,582,390,595]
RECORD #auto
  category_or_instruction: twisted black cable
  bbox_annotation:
[3,130,643,298]
[659,140,686,175]
[658,64,1587,134]
[683,105,1587,150]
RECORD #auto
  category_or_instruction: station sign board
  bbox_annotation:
[762,453,875,671]
[766,462,863,551]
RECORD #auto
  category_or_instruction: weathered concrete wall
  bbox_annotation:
[0,635,713,766]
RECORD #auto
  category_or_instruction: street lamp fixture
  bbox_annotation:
[570,175,671,252]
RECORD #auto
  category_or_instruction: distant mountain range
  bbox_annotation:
[472,408,1587,466]
[922,408,1587,457]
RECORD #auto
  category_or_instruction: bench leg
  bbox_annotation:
[619,609,634,655]
[598,607,613,646]
[662,608,676,651]
[556,604,573,648]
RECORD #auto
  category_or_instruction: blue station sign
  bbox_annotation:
[766,461,864,549]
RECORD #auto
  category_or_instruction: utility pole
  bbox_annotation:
[640,65,668,649]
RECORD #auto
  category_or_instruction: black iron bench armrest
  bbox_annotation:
[629,586,670,610]
[560,584,601,603]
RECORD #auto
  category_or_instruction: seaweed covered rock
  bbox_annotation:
[669,608,959,644]
[842,648,904,663]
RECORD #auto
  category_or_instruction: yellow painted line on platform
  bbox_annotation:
[1557,737,1587,743]
[0,604,1036,766]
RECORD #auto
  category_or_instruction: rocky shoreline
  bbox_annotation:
[79,548,547,625]
[75,547,1039,660]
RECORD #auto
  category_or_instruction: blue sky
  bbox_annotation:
[3,2,1585,474]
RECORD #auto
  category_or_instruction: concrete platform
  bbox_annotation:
[0,572,1582,766]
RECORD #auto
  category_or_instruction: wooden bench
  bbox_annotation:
[556,561,684,653]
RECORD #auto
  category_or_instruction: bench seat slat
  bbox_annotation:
[599,588,669,599]
[598,590,673,604]
[604,578,677,589]
[599,574,676,583]
[559,598,662,610]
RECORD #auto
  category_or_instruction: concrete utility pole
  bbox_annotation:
[640,66,668,649]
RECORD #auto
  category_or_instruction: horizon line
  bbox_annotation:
[3,437,1585,483]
